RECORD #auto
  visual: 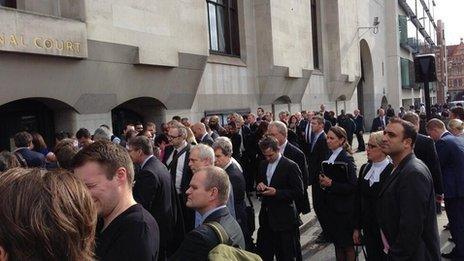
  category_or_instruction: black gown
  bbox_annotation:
[322,149,357,248]
[354,162,393,259]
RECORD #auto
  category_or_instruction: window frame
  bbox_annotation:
[206,0,240,57]
[0,0,17,8]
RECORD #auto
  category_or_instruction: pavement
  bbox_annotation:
[250,133,453,260]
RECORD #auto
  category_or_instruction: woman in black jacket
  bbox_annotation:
[353,131,393,260]
[319,126,357,261]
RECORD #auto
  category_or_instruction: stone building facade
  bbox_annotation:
[0,0,442,149]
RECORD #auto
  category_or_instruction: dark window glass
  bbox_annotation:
[311,0,320,69]
[207,0,240,56]
[0,0,16,8]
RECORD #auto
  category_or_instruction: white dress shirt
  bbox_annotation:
[167,141,188,194]
[325,147,343,164]
[266,153,282,185]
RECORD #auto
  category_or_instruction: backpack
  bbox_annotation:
[206,221,262,261]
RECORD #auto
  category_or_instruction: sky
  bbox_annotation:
[435,0,463,45]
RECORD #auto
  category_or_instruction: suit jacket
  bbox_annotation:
[377,154,440,261]
[133,156,176,249]
[435,132,464,198]
[371,116,389,132]
[414,134,444,195]
[225,162,247,233]
[297,119,311,155]
[229,133,242,160]
[15,148,46,168]
[163,144,194,231]
[323,149,357,214]
[258,156,304,231]
[353,115,365,133]
[170,207,245,261]
[307,132,329,185]
[323,120,332,134]
[199,133,214,147]
[283,142,311,214]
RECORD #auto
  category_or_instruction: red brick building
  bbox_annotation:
[447,38,464,101]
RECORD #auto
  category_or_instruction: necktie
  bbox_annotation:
[167,149,178,177]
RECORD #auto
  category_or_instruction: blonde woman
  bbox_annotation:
[353,131,393,260]
[448,118,464,138]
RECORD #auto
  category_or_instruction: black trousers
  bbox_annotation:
[257,210,301,261]
[445,197,464,259]
[356,131,365,151]
[312,184,330,234]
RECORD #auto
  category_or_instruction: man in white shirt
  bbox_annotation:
[256,136,304,261]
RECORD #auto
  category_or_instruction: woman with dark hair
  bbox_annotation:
[31,132,56,163]
[353,131,393,260]
[319,126,357,261]
[154,133,170,160]
[288,115,299,133]
[0,168,97,260]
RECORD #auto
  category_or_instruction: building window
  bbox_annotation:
[399,15,408,48]
[207,0,240,56]
[401,58,413,88]
[311,0,320,69]
[0,0,16,8]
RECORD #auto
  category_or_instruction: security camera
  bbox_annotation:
[373,17,380,27]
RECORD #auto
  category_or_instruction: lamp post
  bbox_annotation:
[414,54,437,120]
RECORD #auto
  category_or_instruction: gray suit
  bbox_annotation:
[377,153,440,260]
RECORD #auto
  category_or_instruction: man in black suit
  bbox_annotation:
[171,166,245,260]
[191,122,214,146]
[128,136,177,260]
[307,115,331,243]
[256,136,304,261]
[353,109,365,151]
[378,118,440,260]
[212,137,252,250]
[268,121,311,214]
[427,119,464,259]
[13,131,45,168]
[234,114,255,193]
[298,111,315,157]
[402,112,444,210]
[247,113,259,132]
[162,123,194,232]
[371,108,389,132]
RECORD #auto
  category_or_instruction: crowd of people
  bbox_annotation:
[0,103,463,261]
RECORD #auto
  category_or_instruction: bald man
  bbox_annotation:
[191,122,214,146]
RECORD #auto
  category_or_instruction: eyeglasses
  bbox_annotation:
[167,134,182,140]
[366,143,379,149]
